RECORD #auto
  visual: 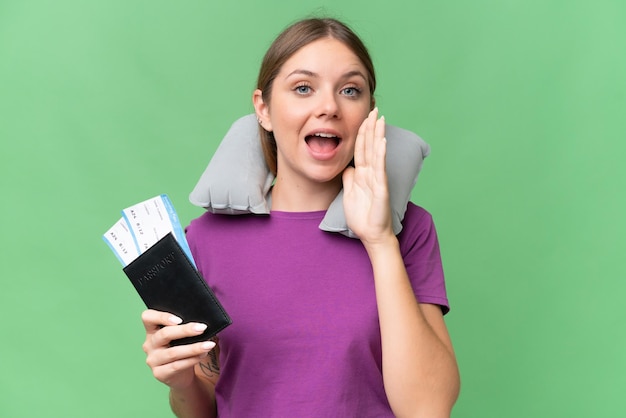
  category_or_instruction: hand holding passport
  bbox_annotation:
[103,195,231,345]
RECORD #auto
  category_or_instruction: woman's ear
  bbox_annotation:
[253,89,273,132]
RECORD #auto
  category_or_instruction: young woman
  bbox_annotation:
[141,18,460,417]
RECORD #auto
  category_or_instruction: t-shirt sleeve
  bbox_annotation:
[184,216,208,280]
[184,221,198,261]
[398,203,450,314]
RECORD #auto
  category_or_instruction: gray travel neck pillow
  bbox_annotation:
[189,114,430,238]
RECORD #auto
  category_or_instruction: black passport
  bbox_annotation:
[122,232,231,346]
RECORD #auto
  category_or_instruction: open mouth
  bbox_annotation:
[305,132,341,154]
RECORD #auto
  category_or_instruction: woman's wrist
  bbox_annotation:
[169,375,215,418]
[361,230,398,254]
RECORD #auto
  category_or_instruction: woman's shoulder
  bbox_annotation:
[188,210,262,228]
[186,211,271,243]
[397,202,439,245]
[186,210,213,234]
[185,211,236,241]
[403,201,435,226]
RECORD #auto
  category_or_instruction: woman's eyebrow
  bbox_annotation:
[285,69,317,79]
[341,70,367,81]
[284,69,367,82]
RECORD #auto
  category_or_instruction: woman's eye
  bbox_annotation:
[295,85,311,94]
[342,87,361,97]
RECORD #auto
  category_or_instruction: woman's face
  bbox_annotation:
[255,37,372,187]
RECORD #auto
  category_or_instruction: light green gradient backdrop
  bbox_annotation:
[1,1,624,417]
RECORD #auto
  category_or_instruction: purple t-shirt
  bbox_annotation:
[186,202,449,417]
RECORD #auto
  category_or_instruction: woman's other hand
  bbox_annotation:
[342,108,393,245]
[141,309,216,391]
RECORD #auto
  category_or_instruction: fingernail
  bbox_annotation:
[201,341,216,350]
[193,323,208,332]
[169,316,183,324]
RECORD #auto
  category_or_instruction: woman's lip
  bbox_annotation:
[307,146,340,161]
[304,128,342,138]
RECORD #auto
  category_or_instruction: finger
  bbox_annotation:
[375,135,388,186]
[149,341,216,384]
[147,340,216,369]
[363,108,378,166]
[152,355,201,380]
[142,309,183,333]
[354,114,368,168]
[374,116,387,183]
[375,114,386,142]
[150,322,210,349]
[151,356,204,384]
[342,166,355,194]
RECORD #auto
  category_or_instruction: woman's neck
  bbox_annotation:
[270,175,342,212]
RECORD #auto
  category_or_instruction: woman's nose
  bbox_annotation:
[315,90,340,119]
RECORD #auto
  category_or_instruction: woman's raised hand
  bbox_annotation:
[141,309,216,391]
[342,108,393,245]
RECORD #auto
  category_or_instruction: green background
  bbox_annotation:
[1,0,624,417]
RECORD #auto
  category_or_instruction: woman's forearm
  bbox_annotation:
[366,237,460,418]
